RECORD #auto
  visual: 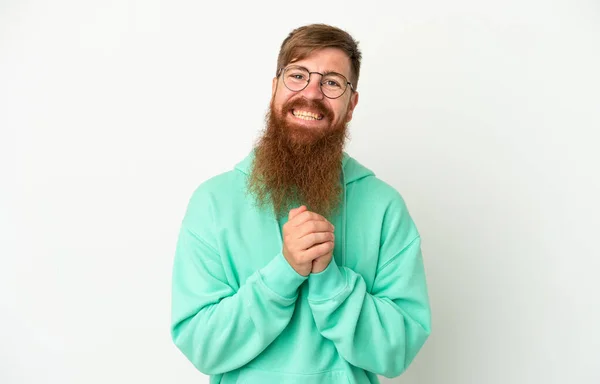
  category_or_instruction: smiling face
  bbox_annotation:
[248,47,360,218]
[271,47,359,142]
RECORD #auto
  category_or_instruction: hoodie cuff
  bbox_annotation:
[308,256,347,302]
[259,251,307,299]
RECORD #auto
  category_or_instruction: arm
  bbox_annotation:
[307,200,431,378]
[170,224,306,375]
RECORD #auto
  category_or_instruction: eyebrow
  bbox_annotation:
[287,65,349,80]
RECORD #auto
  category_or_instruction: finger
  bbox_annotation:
[288,205,307,221]
[289,210,322,226]
[313,254,326,262]
[297,231,334,250]
[290,210,332,228]
[296,219,335,239]
[303,241,335,261]
[312,254,326,266]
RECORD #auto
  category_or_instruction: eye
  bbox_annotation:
[287,71,307,81]
[324,79,341,88]
[322,76,343,89]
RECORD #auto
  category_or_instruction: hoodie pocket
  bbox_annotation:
[236,367,351,384]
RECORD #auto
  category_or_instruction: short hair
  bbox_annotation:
[276,24,362,90]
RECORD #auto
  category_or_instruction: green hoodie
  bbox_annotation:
[171,151,431,383]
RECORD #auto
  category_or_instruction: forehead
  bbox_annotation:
[289,47,352,77]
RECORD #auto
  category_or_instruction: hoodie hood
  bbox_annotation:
[234,149,375,185]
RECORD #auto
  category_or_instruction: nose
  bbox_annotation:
[300,73,325,100]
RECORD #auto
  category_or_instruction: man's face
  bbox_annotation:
[248,47,360,218]
[271,47,359,139]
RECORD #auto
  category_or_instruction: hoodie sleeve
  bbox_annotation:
[170,188,307,375]
[307,195,431,378]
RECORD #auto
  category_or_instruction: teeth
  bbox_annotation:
[293,110,323,120]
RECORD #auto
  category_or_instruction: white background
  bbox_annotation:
[1,0,599,383]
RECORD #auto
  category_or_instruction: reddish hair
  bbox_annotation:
[276,24,362,89]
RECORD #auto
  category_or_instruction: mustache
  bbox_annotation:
[282,97,334,121]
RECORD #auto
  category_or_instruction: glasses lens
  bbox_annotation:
[321,73,347,98]
[283,66,309,91]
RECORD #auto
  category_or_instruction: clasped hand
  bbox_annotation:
[282,205,334,276]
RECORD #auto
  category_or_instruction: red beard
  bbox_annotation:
[248,97,349,219]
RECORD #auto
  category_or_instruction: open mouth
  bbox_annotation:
[291,109,324,121]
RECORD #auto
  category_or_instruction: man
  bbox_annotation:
[171,24,431,383]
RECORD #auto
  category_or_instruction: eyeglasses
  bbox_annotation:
[277,65,354,99]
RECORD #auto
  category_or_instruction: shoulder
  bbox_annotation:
[347,167,409,214]
[344,154,406,205]
[191,170,240,197]
[345,158,418,242]
[360,176,405,202]
[182,169,243,228]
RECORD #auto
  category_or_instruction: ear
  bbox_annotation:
[345,91,359,123]
[272,77,278,98]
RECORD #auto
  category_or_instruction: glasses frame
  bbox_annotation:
[277,65,355,99]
